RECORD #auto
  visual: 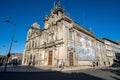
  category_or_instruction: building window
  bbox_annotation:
[29,42,31,49]
[26,45,28,50]
[32,41,34,48]
[69,30,72,40]
[28,32,30,38]
[30,55,32,60]
[77,33,80,42]
[92,40,94,48]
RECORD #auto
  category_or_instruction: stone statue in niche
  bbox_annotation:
[48,32,52,42]
[53,27,57,40]
[49,30,55,42]
[53,31,56,41]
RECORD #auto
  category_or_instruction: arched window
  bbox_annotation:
[28,32,31,38]
[33,55,35,65]
[30,55,32,60]
[69,30,72,40]
[29,42,31,49]
[77,33,80,42]
[29,32,30,35]
[35,41,37,48]
[32,41,34,48]
[26,45,28,50]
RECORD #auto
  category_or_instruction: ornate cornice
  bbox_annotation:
[73,25,95,39]
[40,39,64,49]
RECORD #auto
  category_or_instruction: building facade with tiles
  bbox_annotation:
[22,2,120,67]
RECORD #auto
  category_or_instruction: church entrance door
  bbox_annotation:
[48,51,53,65]
[69,52,73,66]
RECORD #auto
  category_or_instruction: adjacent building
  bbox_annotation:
[7,53,23,65]
[102,38,120,65]
[0,55,6,66]
[22,2,120,67]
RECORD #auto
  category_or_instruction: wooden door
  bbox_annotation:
[48,51,52,65]
[69,52,73,66]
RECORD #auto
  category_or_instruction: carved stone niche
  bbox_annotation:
[69,28,74,32]
[69,48,75,53]
[52,20,56,25]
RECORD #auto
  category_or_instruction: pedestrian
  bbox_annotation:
[57,59,59,68]
[104,62,106,66]
[59,61,62,68]
[28,61,31,66]
[92,62,95,67]
[96,61,98,67]
[13,62,15,67]
[62,62,64,69]
[15,60,18,67]
[12,59,15,67]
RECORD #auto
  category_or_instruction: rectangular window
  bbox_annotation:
[77,33,80,42]
[92,40,94,48]
[69,30,72,40]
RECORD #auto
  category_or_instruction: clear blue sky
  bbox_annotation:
[0,0,120,55]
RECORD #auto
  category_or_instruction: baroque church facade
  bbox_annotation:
[22,2,120,67]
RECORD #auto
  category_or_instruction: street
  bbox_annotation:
[0,66,120,80]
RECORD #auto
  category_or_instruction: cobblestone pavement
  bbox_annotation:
[0,66,120,80]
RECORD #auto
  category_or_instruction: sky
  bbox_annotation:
[0,0,120,55]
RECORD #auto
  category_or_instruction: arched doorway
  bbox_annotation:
[29,55,32,65]
[48,51,53,65]
[33,55,35,66]
[69,52,73,66]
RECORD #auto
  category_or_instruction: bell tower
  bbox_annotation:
[44,1,65,29]
[53,1,65,16]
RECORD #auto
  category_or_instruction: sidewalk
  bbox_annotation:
[61,66,92,72]
[1,65,114,72]
[25,65,106,72]
[36,66,94,72]
[50,66,115,72]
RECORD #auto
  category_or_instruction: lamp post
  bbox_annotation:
[4,19,16,72]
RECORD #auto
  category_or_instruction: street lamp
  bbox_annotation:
[4,19,16,72]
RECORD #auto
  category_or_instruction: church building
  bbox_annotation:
[22,2,120,67]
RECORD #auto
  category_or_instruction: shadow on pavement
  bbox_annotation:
[100,67,120,76]
[0,66,53,72]
[0,71,105,80]
[111,76,120,80]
